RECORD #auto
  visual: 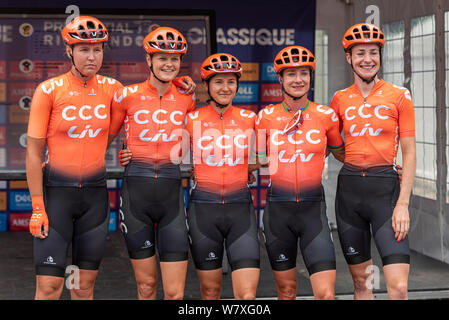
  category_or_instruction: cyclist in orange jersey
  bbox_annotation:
[26,16,123,300]
[330,23,416,300]
[252,46,345,300]
[183,53,260,300]
[108,27,196,300]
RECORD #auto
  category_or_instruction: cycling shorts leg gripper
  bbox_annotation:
[262,201,297,271]
[335,174,372,265]
[119,177,156,260]
[71,187,110,270]
[187,202,224,270]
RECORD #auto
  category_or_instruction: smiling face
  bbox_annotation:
[147,52,181,82]
[279,66,311,98]
[346,43,381,81]
[67,43,103,77]
[207,73,238,106]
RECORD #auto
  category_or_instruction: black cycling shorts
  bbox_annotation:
[187,202,260,271]
[34,186,110,277]
[119,176,189,262]
[262,200,336,275]
[335,165,410,266]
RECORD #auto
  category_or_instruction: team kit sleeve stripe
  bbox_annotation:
[327,143,345,151]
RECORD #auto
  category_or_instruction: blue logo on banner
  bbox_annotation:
[9,191,32,211]
[233,83,259,103]
[109,211,117,231]
[0,105,6,124]
[0,213,6,231]
[262,63,278,82]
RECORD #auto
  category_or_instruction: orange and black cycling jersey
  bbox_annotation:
[109,79,196,179]
[27,72,123,187]
[330,79,415,172]
[184,104,256,204]
[255,101,343,202]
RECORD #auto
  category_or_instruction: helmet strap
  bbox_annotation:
[349,47,382,84]
[148,54,169,84]
[69,45,89,79]
[206,77,239,109]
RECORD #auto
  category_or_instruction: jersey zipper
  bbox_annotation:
[155,95,162,178]
[79,80,88,188]
[295,148,299,202]
[220,111,224,204]
[363,97,367,164]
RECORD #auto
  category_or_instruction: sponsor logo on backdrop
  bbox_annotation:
[9,191,32,211]
[19,96,32,111]
[9,60,43,80]
[19,23,33,37]
[0,148,5,167]
[9,180,28,189]
[0,105,6,124]
[9,105,29,124]
[46,61,71,78]
[0,25,13,43]
[9,213,32,231]
[0,126,5,145]
[216,28,295,46]
[0,83,5,102]
[191,62,202,82]
[261,83,282,102]
[262,63,278,82]
[0,61,5,80]
[19,59,33,73]
[240,63,259,81]
[9,147,25,168]
[0,192,6,211]
[0,213,7,232]
[233,83,259,104]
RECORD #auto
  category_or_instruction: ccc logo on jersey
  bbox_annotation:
[344,104,389,137]
[61,104,108,139]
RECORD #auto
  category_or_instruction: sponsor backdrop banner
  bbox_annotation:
[0,1,315,229]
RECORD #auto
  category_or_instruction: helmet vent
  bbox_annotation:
[166,32,174,40]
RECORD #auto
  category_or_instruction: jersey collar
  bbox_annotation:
[351,78,385,97]
[66,71,97,88]
[146,77,175,97]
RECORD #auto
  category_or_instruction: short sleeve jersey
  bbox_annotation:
[255,101,343,202]
[330,79,415,169]
[110,80,196,179]
[185,105,256,204]
[27,72,123,187]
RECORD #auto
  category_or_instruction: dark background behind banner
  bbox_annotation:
[0,0,316,230]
